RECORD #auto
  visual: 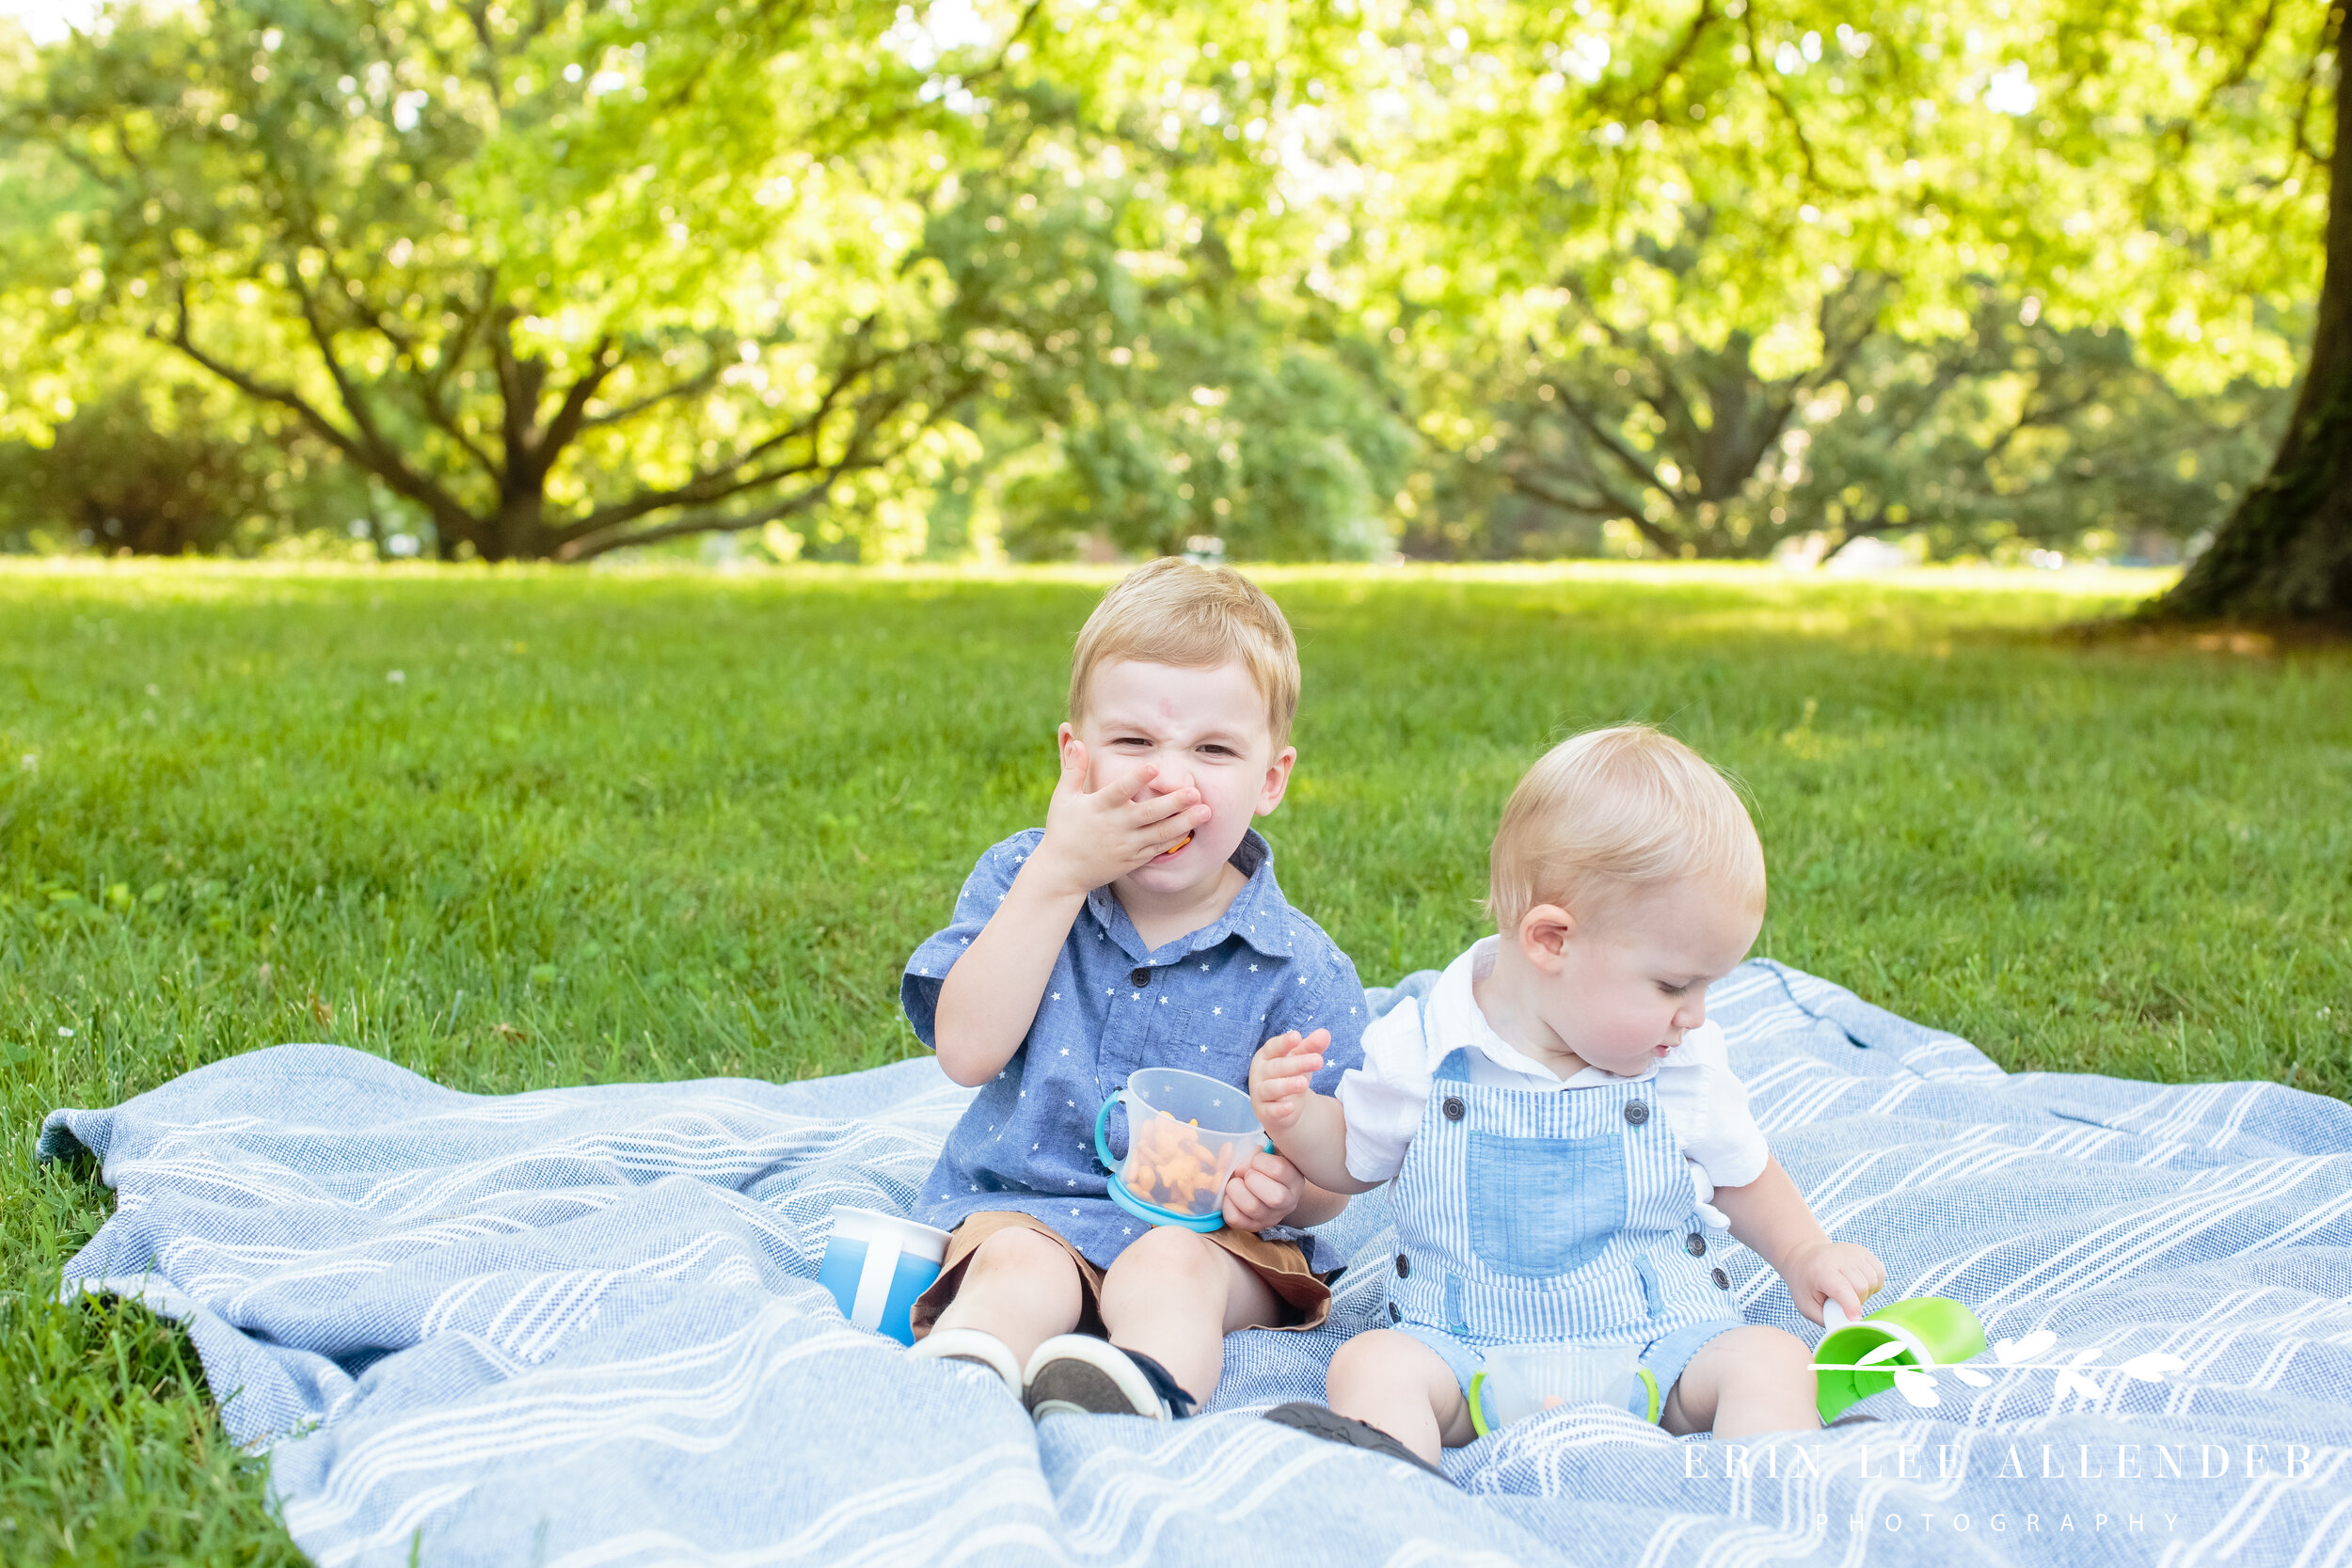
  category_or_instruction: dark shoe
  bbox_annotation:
[1263,1402,1451,1482]
[1023,1336,1198,1420]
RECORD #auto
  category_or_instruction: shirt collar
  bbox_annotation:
[1431,935,1660,1085]
[1083,830,1297,962]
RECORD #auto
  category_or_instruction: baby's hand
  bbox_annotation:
[1248,1029,1327,1132]
[1783,1241,1887,1326]
[1222,1148,1307,1232]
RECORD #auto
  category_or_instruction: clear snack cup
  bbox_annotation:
[1093,1067,1265,1228]
[1469,1343,1654,1433]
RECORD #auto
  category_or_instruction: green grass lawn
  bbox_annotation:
[3,560,2346,1561]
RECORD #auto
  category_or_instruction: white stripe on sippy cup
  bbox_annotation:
[849,1234,903,1330]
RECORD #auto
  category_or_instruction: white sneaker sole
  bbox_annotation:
[907,1327,1023,1396]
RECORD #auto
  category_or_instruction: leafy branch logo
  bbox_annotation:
[1817,1329,2187,1409]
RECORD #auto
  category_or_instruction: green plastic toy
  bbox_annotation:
[1814,1296,1988,1421]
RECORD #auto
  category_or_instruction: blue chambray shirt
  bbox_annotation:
[901,827,1368,1272]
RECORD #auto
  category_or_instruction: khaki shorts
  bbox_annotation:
[910,1210,1333,1339]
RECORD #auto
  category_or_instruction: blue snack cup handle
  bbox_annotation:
[1093,1089,1130,1174]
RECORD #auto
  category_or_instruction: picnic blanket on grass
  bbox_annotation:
[38,958,2352,1566]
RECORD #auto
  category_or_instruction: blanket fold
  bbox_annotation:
[41,959,2352,1566]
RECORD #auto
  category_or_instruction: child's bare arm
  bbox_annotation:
[934,740,1205,1086]
[1709,1156,1885,1323]
[1248,1030,1379,1195]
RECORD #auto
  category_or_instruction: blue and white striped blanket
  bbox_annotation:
[39,960,2352,1565]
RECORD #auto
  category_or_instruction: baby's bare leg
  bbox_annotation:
[928,1227,1086,1368]
[1097,1227,1279,1402]
[1327,1330,1474,1465]
[1659,1325,1820,1439]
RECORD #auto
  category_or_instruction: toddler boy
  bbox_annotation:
[1249,725,1885,1471]
[901,559,1368,1421]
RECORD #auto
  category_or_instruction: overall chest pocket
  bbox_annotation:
[1464,1131,1629,1279]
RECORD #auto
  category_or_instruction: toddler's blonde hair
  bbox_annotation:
[1069,559,1301,752]
[1487,724,1765,929]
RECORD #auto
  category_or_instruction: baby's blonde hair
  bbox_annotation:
[1069,559,1301,752]
[1487,724,1765,930]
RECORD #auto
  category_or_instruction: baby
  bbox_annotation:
[1249,725,1885,1472]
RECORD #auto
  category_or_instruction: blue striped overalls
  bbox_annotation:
[1383,1047,1743,1419]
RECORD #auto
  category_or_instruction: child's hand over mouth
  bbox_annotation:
[1031,738,1208,895]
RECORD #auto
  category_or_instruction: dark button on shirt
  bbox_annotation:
[1711,1267,1731,1290]
[1441,1096,1466,1122]
[1130,967,1152,987]
[1394,1252,1410,1278]
[1624,1100,1650,1126]
[1685,1232,1708,1258]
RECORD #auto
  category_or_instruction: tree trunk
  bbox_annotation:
[2149,28,2350,627]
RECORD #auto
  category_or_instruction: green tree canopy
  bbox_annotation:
[1,0,2330,573]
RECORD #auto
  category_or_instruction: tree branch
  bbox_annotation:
[158,286,477,535]
[1506,466,1650,521]
[555,332,917,537]
[1599,0,1718,119]
[539,337,620,458]
[580,355,728,429]
[1549,379,1671,499]
[306,246,504,480]
[1737,8,1842,194]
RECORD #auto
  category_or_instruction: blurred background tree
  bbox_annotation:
[0,0,2331,581]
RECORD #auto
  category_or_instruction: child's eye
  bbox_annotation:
[1657,982,1690,997]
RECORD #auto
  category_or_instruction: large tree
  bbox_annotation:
[5,0,1411,562]
[1293,0,2323,563]
[2150,3,2348,625]
[8,0,1022,560]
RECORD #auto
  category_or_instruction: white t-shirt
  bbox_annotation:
[1334,937,1772,1226]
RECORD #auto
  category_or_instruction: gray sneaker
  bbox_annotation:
[1263,1402,1451,1482]
[1022,1336,1196,1420]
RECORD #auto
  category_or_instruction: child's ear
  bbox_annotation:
[1253,744,1297,816]
[1057,723,1089,788]
[1518,905,1576,972]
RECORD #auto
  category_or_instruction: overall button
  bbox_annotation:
[1389,1301,1403,1323]
[1623,1101,1650,1126]
[1710,1267,1730,1290]
[1685,1233,1708,1258]
[1130,967,1152,987]
[1441,1096,1466,1122]
[1394,1253,1411,1278]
